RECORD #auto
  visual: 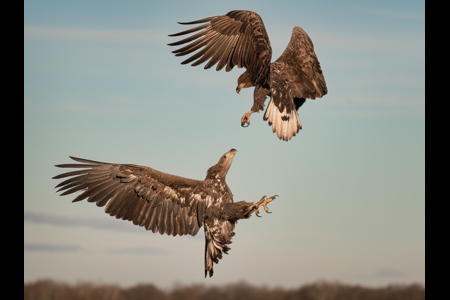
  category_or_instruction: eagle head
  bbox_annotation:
[236,71,254,94]
[206,149,237,180]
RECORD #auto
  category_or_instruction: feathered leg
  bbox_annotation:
[204,218,234,277]
[241,85,270,127]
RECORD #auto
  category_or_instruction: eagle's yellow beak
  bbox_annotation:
[227,149,237,156]
[236,83,246,94]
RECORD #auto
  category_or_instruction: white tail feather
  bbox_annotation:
[263,99,301,141]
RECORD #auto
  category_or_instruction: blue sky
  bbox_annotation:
[24,0,424,289]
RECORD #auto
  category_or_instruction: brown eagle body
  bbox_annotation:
[53,149,277,277]
[168,10,328,141]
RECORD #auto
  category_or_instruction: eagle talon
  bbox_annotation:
[253,195,278,217]
[240,111,254,128]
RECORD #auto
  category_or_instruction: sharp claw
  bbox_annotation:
[253,195,278,217]
[241,112,254,127]
[264,195,278,214]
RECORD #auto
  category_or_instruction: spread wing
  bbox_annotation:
[53,157,208,236]
[274,26,327,100]
[168,10,272,82]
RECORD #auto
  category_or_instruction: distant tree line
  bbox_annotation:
[24,279,424,300]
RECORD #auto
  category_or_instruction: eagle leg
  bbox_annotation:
[241,111,255,127]
[253,195,278,217]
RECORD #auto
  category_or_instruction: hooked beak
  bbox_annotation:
[236,83,245,94]
[228,148,237,156]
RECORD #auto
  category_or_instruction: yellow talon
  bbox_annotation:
[241,111,254,127]
[253,195,278,217]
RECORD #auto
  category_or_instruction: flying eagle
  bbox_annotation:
[168,10,327,141]
[53,149,277,277]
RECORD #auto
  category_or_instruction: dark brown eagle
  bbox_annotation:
[53,149,277,277]
[168,10,328,141]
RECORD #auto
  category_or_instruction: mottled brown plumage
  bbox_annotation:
[168,10,327,141]
[53,149,277,277]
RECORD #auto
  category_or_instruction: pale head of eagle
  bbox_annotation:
[206,149,237,180]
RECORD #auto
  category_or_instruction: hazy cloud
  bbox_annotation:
[357,7,424,21]
[44,98,147,117]
[376,268,407,278]
[108,246,170,256]
[24,211,144,234]
[313,31,423,55]
[24,26,163,42]
[24,211,205,241]
[24,243,81,253]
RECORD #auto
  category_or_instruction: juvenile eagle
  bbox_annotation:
[168,10,327,141]
[53,149,277,277]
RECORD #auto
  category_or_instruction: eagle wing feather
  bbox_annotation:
[53,156,208,236]
[168,10,272,82]
[274,26,327,99]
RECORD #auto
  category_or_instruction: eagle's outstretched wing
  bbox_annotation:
[168,10,272,82]
[274,26,327,100]
[53,157,207,236]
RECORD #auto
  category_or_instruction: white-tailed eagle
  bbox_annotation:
[53,149,277,277]
[168,10,328,141]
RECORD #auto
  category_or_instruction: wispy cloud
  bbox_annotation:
[24,94,151,117]
[357,7,425,21]
[311,31,424,55]
[24,26,164,42]
[108,246,169,256]
[24,243,81,253]
[24,211,144,233]
[376,268,407,278]
[23,242,168,256]
[24,211,204,240]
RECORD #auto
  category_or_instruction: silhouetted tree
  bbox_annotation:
[24,279,425,300]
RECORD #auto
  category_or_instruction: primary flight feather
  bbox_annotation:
[168,10,328,141]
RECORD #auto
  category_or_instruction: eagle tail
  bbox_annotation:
[204,220,233,277]
[263,98,302,141]
[204,238,217,278]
